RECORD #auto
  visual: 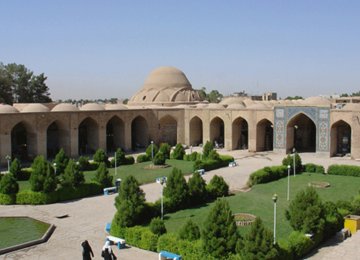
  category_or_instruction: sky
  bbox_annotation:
[1,1,359,100]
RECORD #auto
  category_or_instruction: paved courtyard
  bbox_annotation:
[1,150,360,259]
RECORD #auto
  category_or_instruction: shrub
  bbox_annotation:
[93,149,108,164]
[153,152,166,165]
[124,156,135,165]
[193,155,234,172]
[171,144,185,160]
[110,148,135,166]
[323,201,343,239]
[9,158,22,180]
[150,217,167,235]
[163,167,188,210]
[184,151,198,161]
[0,193,15,204]
[78,156,90,171]
[327,164,360,177]
[61,159,85,188]
[0,173,19,194]
[16,190,54,204]
[285,187,325,235]
[30,156,57,193]
[123,226,158,251]
[53,148,69,175]
[282,153,302,173]
[304,163,325,174]
[248,165,288,187]
[188,171,207,205]
[207,175,229,199]
[94,162,113,187]
[287,231,314,259]
[208,150,220,160]
[179,219,200,241]
[136,154,150,163]
[203,141,214,160]
[146,143,159,159]
[159,143,171,159]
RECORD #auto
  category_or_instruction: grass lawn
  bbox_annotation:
[19,159,194,191]
[0,217,50,249]
[163,173,360,242]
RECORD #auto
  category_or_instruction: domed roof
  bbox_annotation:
[22,103,50,113]
[247,102,269,110]
[242,99,255,107]
[0,104,19,113]
[220,96,246,105]
[128,66,202,106]
[303,96,331,106]
[207,103,225,109]
[104,103,127,110]
[196,103,209,108]
[227,103,245,109]
[342,103,360,111]
[80,103,105,111]
[52,103,79,112]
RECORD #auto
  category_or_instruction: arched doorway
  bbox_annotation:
[11,122,36,161]
[330,120,351,156]
[78,117,99,155]
[286,113,316,153]
[131,116,149,150]
[189,116,203,146]
[159,115,177,146]
[47,122,60,158]
[256,119,273,152]
[106,116,125,153]
[210,117,224,148]
[232,117,248,150]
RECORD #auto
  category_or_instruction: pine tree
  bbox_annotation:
[202,199,239,259]
[94,162,112,187]
[163,167,188,209]
[239,217,279,259]
[188,171,207,205]
[62,159,85,188]
[9,158,22,180]
[179,219,200,241]
[170,144,185,160]
[0,173,19,194]
[30,156,48,192]
[53,148,69,175]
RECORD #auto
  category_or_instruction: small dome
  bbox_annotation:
[220,97,246,105]
[207,103,225,109]
[304,96,331,106]
[0,104,19,113]
[22,103,50,113]
[52,103,79,112]
[80,103,105,111]
[227,103,245,109]
[247,102,269,110]
[104,103,127,110]
[242,99,255,107]
[342,103,360,111]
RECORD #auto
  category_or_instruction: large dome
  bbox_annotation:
[128,66,202,106]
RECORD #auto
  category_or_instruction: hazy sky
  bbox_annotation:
[1,1,359,100]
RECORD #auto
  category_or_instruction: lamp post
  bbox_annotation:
[272,193,278,245]
[114,151,117,177]
[53,162,57,175]
[156,176,167,220]
[287,165,291,201]
[292,148,296,177]
[5,155,11,173]
[151,141,154,160]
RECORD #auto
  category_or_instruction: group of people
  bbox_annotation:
[82,240,117,260]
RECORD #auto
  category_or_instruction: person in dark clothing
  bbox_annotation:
[81,240,94,260]
[101,241,117,260]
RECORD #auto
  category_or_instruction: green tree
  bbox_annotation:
[93,149,108,164]
[285,187,325,235]
[0,63,12,104]
[207,175,229,199]
[113,175,146,227]
[146,143,158,159]
[239,217,279,260]
[202,141,214,160]
[202,199,238,259]
[0,173,19,194]
[94,162,113,187]
[159,143,171,159]
[43,163,57,193]
[77,156,89,171]
[163,167,188,209]
[113,148,126,165]
[62,159,85,188]
[197,87,207,101]
[179,219,200,241]
[285,96,303,100]
[207,90,223,103]
[188,171,207,205]
[282,153,302,173]
[171,143,185,160]
[9,158,22,180]
[30,155,56,192]
[150,217,167,235]
[53,148,69,175]
[153,152,166,165]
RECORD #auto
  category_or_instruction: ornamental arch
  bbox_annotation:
[189,116,203,146]
[106,116,125,153]
[78,117,99,155]
[232,117,248,150]
[11,121,37,161]
[330,120,351,156]
[256,119,273,152]
[131,116,149,150]
[210,116,225,148]
[46,120,70,158]
[286,113,316,153]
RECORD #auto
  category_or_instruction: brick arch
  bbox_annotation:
[106,116,125,153]
[330,120,351,156]
[232,117,248,150]
[256,119,273,152]
[78,117,99,155]
[189,116,203,146]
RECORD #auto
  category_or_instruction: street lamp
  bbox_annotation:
[5,155,11,173]
[151,141,154,160]
[53,162,57,175]
[156,176,167,220]
[114,151,117,177]
[292,148,296,177]
[272,193,278,245]
[287,165,291,201]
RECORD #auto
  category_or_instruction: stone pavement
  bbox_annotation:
[1,150,360,259]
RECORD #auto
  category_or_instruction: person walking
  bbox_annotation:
[101,240,117,260]
[81,240,94,260]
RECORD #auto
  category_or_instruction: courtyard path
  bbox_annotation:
[1,150,360,259]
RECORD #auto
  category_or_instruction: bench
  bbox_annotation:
[196,169,205,175]
[103,187,117,195]
[107,235,126,249]
[105,223,111,234]
[159,250,182,260]
[228,161,237,167]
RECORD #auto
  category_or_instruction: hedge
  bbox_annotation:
[248,165,288,187]
[14,182,102,205]
[303,163,325,174]
[327,164,360,177]
[193,155,234,172]
[136,154,150,163]
[0,194,16,204]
